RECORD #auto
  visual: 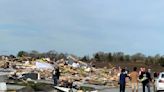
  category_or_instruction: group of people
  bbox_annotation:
[119,67,152,92]
[51,64,153,92]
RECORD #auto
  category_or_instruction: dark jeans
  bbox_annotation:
[53,75,59,86]
[120,83,125,92]
[142,83,151,92]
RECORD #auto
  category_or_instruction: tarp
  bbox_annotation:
[36,62,54,69]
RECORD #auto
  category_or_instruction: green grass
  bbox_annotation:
[80,86,95,92]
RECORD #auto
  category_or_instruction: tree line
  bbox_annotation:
[81,52,164,67]
[16,50,164,67]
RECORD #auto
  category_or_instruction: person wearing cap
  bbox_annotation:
[119,68,129,92]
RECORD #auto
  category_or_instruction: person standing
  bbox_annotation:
[119,68,129,92]
[129,67,139,92]
[52,67,60,86]
[139,68,151,92]
[153,72,158,92]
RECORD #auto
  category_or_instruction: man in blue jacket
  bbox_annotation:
[119,68,129,92]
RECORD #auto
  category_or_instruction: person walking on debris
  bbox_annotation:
[129,67,139,92]
[119,68,129,92]
[139,68,152,92]
[52,67,60,86]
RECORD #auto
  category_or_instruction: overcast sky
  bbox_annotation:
[0,0,164,56]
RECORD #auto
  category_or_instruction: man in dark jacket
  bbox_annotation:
[52,67,60,86]
[139,68,151,92]
[119,68,129,92]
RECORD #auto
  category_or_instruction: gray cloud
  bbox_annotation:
[0,0,164,56]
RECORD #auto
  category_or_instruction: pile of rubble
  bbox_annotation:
[0,55,125,88]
